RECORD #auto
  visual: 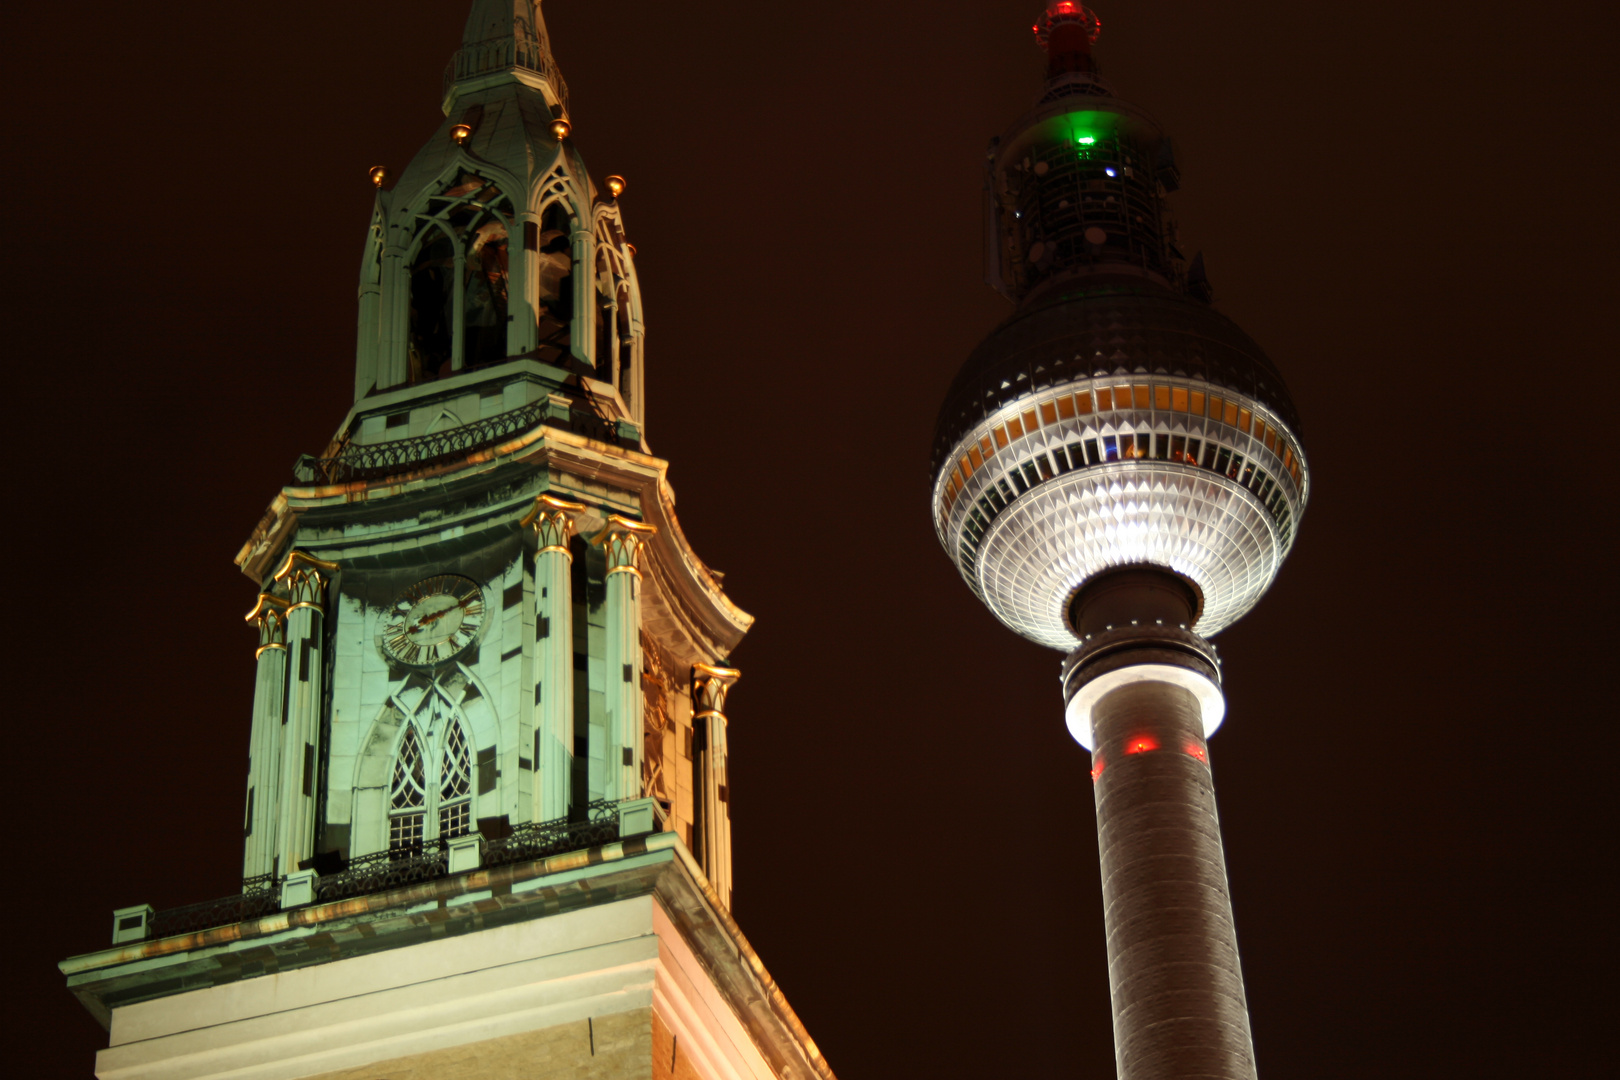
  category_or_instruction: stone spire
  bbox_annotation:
[444,0,567,116]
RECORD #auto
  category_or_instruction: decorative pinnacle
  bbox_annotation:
[1033,2,1102,52]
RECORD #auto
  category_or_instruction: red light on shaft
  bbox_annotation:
[1124,735,1159,755]
[1186,743,1208,763]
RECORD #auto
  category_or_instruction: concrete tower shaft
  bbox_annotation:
[1089,681,1255,1079]
[1063,569,1255,1079]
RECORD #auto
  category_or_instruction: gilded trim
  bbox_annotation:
[692,664,741,718]
[272,550,339,581]
[593,514,658,575]
[519,492,589,528]
[255,643,287,658]
[523,492,589,555]
[243,593,289,622]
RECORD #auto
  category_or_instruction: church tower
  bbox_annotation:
[61,5,831,1078]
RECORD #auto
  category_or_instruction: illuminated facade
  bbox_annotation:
[60,4,830,1078]
[930,5,1310,1079]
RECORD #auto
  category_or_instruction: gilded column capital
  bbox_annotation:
[245,594,289,657]
[520,493,589,557]
[273,550,339,611]
[691,664,740,721]
[592,515,658,577]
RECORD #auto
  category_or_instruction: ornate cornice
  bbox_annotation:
[236,426,750,669]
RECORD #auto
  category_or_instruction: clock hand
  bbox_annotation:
[412,595,477,629]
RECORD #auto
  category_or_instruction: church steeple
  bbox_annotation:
[62,6,832,1076]
[352,0,643,434]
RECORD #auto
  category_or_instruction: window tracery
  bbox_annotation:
[533,200,575,361]
[592,214,638,402]
[405,170,516,383]
[386,698,474,853]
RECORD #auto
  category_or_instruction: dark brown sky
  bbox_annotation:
[8,1,1614,1076]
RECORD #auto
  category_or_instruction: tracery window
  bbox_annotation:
[534,201,575,361]
[388,726,426,852]
[406,171,516,383]
[388,710,474,854]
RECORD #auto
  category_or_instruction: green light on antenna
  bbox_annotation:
[1076,136,1095,145]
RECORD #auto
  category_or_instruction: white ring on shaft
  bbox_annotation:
[1065,663,1225,750]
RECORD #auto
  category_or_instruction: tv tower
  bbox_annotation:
[930,5,1309,1078]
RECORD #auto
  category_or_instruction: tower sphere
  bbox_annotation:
[930,3,1310,648]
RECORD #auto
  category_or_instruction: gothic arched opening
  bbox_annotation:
[534,201,574,361]
[407,227,454,383]
[463,221,509,369]
[404,171,515,384]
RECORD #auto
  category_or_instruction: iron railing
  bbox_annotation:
[148,881,280,941]
[298,396,633,486]
[482,799,621,869]
[140,802,632,941]
[313,841,450,904]
[444,34,570,114]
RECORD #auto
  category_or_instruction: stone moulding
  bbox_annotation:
[234,421,751,671]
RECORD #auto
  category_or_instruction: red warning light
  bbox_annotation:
[1090,755,1106,781]
[1186,743,1207,763]
[1124,735,1159,755]
[1033,2,1102,49]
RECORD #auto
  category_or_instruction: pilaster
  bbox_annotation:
[272,551,338,877]
[593,515,656,804]
[520,494,587,822]
[242,593,288,884]
[570,225,594,367]
[691,663,740,909]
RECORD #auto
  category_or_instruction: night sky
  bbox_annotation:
[10,1,1614,1076]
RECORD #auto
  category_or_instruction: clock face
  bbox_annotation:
[379,575,487,667]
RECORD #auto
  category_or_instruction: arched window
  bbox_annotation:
[439,720,473,838]
[405,170,516,383]
[388,726,427,852]
[591,214,639,400]
[615,285,634,405]
[388,711,474,854]
[534,201,574,361]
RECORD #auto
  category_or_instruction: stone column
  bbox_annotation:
[593,515,656,803]
[691,663,740,909]
[1061,569,1256,1080]
[570,226,594,368]
[521,494,587,823]
[241,593,287,885]
[272,551,338,879]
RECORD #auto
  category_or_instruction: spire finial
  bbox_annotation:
[1033,2,1102,77]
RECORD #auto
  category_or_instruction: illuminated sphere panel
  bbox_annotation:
[931,279,1309,647]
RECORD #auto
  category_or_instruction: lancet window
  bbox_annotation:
[534,201,575,362]
[406,171,517,383]
[592,216,637,404]
[387,707,474,853]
